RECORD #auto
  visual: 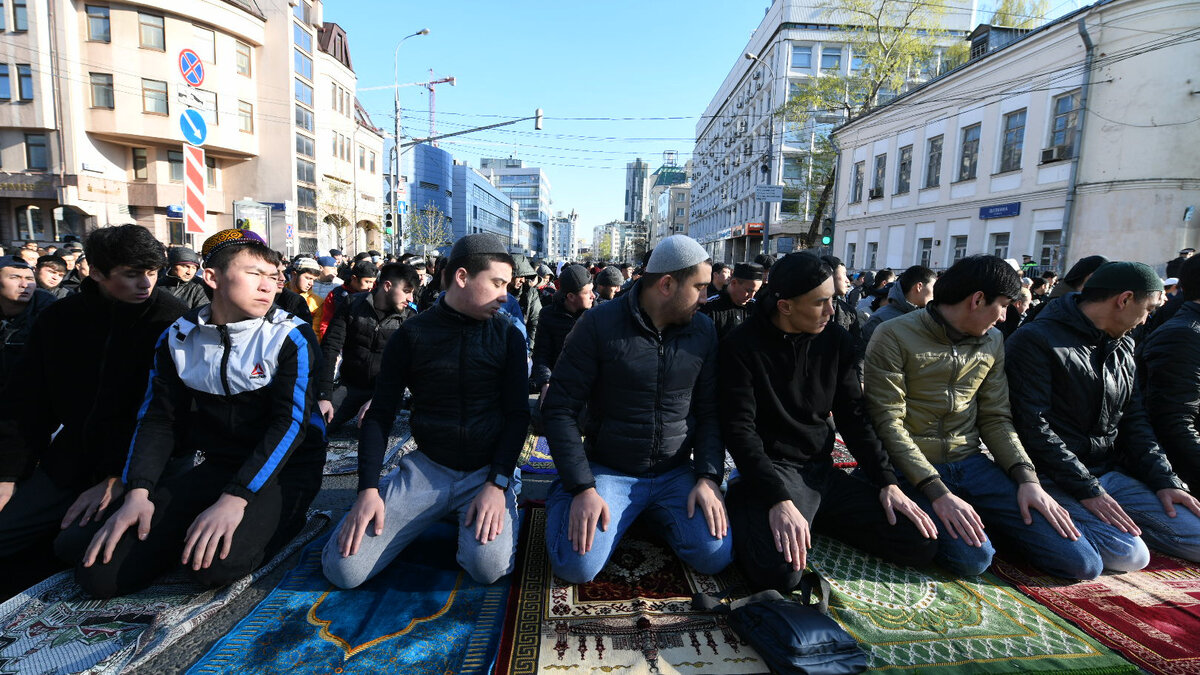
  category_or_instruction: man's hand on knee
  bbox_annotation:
[1018,482,1079,540]
[768,500,810,573]
[1157,488,1200,519]
[568,488,609,554]
[1081,492,1139,535]
[338,488,386,558]
[183,493,247,571]
[932,492,987,547]
[687,477,728,539]
[0,481,14,514]
[61,476,124,529]
[83,488,154,567]
[466,483,507,544]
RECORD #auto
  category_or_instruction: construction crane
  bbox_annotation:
[422,70,456,146]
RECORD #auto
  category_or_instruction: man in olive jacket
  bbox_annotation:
[865,255,1097,579]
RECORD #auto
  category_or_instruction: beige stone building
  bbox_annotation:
[0,0,383,254]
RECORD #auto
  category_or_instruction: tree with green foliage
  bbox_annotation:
[989,0,1050,28]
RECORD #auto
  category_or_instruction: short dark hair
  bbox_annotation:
[873,269,895,287]
[205,241,281,273]
[640,262,706,289]
[36,255,66,273]
[820,255,844,269]
[1030,277,1048,292]
[1180,255,1200,301]
[933,255,1021,305]
[350,261,379,279]
[1079,287,1155,304]
[1041,270,1058,280]
[898,265,936,295]
[711,262,729,275]
[448,252,515,281]
[377,262,420,289]
[619,262,632,271]
[84,225,166,275]
[753,253,774,272]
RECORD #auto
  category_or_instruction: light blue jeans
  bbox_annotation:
[1041,470,1200,571]
[546,463,733,584]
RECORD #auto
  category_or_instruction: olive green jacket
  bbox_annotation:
[864,306,1038,500]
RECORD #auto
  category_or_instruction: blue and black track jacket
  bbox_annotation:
[122,305,320,502]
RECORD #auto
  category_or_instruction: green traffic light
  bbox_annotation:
[821,236,832,245]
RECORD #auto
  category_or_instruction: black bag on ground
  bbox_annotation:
[693,571,867,675]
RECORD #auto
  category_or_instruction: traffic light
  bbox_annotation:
[534,108,543,131]
[821,218,833,246]
[384,211,394,235]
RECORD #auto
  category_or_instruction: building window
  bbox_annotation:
[999,109,1026,173]
[12,0,26,31]
[295,104,313,132]
[238,100,253,133]
[369,151,376,173]
[865,241,878,269]
[206,156,217,187]
[924,135,942,188]
[896,145,912,194]
[132,147,147,180]
[86,5,110,42]
[295,79,313,106]
[791,45,812,69]
[142,78,167,114]
[0,1,5,30]
[1038,230,1061,267]
[295,133,313,157]
[1048,90,1080,158]
[918,238,933,267]
[991,232,1009,259]
[139,13,165,50]
[358,145,366,169]
[236,41,252,76]
[168,149,183,181]
[845,242,856,269]
[297,158,315,184]
[850,161,864,202]
[952,235,968,262]
[89,73,114,108]
[871,154,886,198]
[0,65,9,100]
[193,25,215,62]
[24,133,46,170]
[293,22,312,53]
[293,0,311,23]
[820,47,842,73]
[16,64,32,100]
[330,131,337,157]
[957,124,980,181]
[195,89,217,125]
[296,186,316,209]
[294,48,312,81]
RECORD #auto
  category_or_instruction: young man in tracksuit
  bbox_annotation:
[720,253,938,593]
[56,229,324,598]
[322,233,529,587]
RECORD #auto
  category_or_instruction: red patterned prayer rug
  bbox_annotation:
[496,507,770,674]
[992,552,1200,675]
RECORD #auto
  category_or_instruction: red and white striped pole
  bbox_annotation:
[183,144,206,240]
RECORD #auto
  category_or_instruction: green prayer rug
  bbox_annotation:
[807,537,1140,674]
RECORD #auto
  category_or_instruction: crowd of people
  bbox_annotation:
[0,225,1197,611]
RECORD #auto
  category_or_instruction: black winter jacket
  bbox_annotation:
[519,283,542,350]
[0,278,188,487]
[530,297,582,388]
[543,280,723,494]
[356,297,530,491]
[318,292,413,398]
[1139,300,1200,489]
[0,288,57,387]
[700,291,755,341]
[720,311,897,507]
[275,288,313,324]
[157,274,211,309]
[1005,294,1184,500]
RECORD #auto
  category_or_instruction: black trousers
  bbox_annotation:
[55,460,292,599]
[727,460,938,593]
[328,385,374,434]
[0,469,77,597]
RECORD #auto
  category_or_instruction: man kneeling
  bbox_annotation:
[57,230,324,597]
[321,234,529,587]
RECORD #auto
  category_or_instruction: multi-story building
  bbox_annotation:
[452,161,516,247]
[480,157,551,257]
[548,209,578,261]
[624,158,649,224]
[831,0,1198,273]
[592,222,619,261]
[646,155,691,248]
[0,0,382,254]
[689,0,971,262]
[410,143,453,229]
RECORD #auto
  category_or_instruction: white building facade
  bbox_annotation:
[831,0,1199,274]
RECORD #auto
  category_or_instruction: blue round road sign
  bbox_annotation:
[179,109,208,146]
[179,49,204,87]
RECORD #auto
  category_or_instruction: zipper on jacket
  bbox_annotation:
[218,325,233,397]
[458,325,467,450]
[653,336,665,463]
[942,343,958,459]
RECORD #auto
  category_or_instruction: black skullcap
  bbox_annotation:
[732,262,764,281]
[753,253,775,271]
[1063,255,1109,286]
[168,246,201,266]
[449,233,508,263]
[557,264,591,294]
[0,255,32,270]
[768,253,831,302]
[1083,261,1164,293]
[596,266,624,288]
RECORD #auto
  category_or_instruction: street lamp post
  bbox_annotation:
[745,50,777,258]
[392,28,429,255]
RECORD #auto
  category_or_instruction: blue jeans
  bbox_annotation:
[900,453,1103,579]
[1041,471,1200,569]
[546,463,734,584]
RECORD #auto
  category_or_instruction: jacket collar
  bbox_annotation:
[432,294,484,325]
[622,279,695,339]
[888,281,917,314]
[921,303,989,345]
[1041,293,1113,345]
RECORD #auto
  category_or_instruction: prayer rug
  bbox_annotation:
[519,434,557,475]
[496,507,771,675]
[187,521,512,674]
[992,552,1200,675]
[0,512,328,675]
[807,536,1141,674]
[323,411,412,476]
[832,434,856,468]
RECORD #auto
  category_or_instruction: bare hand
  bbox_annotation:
[355,399,373,428]
[931,492,987,546]
[465,483,507,543]
[61,477,125,529]
[337,488,386,557]
[0,481,13,514]
[568,488,610,554]
[879,485,938,539]
[1019,482,1079,540]
[182,493,247,571]
[687,477,728,538]
[83,488,154,567]
[538,383,550,408]
[317,399,334,423]
[1081,493,1140,535]
[1158,488,1200,519]
[768,500,810,572]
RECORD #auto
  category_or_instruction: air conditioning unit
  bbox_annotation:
[868,187,884,199]
[1041,146,1069,163]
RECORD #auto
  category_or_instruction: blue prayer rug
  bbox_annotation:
[187,522,512,674]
